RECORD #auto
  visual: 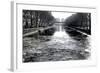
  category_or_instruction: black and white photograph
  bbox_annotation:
[10,1,97,71]
[22,10,91,63]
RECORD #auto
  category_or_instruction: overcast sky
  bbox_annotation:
[51,12,75,20]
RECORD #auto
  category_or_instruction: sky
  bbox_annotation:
[51,12,75,20]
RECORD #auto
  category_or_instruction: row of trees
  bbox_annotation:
[64,13,91,34]
[23,10,55,28]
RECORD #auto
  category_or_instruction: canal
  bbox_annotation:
[23,22,90,62]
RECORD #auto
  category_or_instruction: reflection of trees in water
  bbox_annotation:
[39,27,56,36]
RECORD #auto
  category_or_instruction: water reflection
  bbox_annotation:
[53,23,69,38]
[23,23,90,62]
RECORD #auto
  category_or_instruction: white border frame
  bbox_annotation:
[11,1,97,72]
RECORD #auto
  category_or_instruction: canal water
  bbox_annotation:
[23,23,90,62]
